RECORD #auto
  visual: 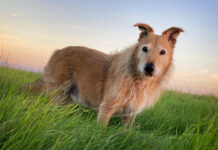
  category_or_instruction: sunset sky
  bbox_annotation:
[0,0,218,96]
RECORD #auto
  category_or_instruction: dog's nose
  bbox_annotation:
[144,63,155,75]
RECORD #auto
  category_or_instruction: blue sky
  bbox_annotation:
[0,0,218,95]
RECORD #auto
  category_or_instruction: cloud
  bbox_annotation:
[63,24,91,32]
[10,13,18,18]
[198,69,210,74]
[210,73,218,81]
[62,24,135,40]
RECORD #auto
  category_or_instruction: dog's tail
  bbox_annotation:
[21,78,43,94]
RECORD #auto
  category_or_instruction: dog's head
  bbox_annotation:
[134,23,183,78]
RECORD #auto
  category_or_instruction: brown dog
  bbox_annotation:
[25,23,183,127]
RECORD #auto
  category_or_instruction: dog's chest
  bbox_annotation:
[124,82,160,115]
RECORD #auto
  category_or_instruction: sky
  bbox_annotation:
[0,0,218,96]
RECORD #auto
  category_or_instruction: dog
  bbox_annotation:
[24,23,183,127]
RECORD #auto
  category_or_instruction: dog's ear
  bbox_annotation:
[135,23,154,40]
[134,23,154,33]
[162,27,184,47]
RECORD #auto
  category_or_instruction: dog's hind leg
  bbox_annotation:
[21,78,43,94]
[53,80,79,105]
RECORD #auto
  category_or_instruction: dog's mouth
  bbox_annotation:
[145,73,153,77]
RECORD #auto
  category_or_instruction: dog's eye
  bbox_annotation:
[142,47,148,53]
[160,50,166,55]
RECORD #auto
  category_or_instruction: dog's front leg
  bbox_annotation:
[122,114,136,128]
[97,99,124,127]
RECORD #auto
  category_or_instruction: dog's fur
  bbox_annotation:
[24,23,183,127]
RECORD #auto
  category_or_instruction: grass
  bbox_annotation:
[0,66,217,150]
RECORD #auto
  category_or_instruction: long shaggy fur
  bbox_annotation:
[23,23,183,127]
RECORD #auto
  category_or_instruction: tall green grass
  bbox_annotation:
[0,66,217,150]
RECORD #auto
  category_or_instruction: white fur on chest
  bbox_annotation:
[134,90,157,114]
[126,82,162,115]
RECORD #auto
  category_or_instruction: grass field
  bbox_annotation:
[0,66,217,150]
